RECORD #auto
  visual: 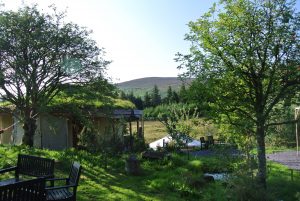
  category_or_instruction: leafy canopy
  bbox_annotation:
[178,0,300,133]
[0,5,110,113]
[177,0,300,188]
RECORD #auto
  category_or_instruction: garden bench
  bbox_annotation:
[0,177,46,201]
[45,162,81,201]
[0,154,55,183]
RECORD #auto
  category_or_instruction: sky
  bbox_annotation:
[0,0,300,83]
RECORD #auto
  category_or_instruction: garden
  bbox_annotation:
[0,144,300,201]
[0,0,299,200]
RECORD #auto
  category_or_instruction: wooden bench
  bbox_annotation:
[0,177,46,201]
[45,162,81,201]
[0,154,55,181]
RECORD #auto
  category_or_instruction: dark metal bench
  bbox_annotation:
[0,154,55,182]
[0,177,46,201]
[45,162,81,201]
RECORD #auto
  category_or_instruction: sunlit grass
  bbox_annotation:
[0,145,299,200]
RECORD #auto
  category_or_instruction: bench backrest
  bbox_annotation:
[68,162,81,194]
[0,177,46,201]
[16,154,55,179]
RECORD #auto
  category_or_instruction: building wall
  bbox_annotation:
[40,114,71,150]
[93,117,124,145]
[0,113,72,150]
[0,113,129,150]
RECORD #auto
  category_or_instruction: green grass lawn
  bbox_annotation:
[0,145,299,200]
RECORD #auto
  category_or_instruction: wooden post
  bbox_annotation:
[142,116,144,139]
[296,107,299,156]
[137,120,139,135]
[129,121,132,150]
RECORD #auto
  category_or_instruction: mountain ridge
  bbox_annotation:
[117,77,193,97]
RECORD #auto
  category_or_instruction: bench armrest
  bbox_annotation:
[0,166,17,174]
[45,177,69,187]
[46,178,68,182]
[45,184,77,191]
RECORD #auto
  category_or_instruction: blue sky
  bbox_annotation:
[1,0,300,83]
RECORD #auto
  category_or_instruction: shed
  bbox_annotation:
[0,109,143,150]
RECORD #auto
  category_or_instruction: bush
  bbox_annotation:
[187,160,202,172]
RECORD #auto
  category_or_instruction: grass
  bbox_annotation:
[0,145,299,200]
[143,120,219,145]
[0,145,230,201]
[267,162,300,201]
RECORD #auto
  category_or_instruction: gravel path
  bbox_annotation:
[190,148,241,157]
[266,151,300,170]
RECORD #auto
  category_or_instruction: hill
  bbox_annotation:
[117,77,193,97]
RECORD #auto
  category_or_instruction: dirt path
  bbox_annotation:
[267,151,300,170]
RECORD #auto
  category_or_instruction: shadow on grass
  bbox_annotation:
[0,145,189,201]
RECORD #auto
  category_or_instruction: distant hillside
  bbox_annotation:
[117,77,193,97]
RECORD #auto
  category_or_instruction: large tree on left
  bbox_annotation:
[0,5,109,146]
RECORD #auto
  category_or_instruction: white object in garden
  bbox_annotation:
[149,135,202,150]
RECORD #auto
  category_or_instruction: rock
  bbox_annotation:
[203,175,215,183]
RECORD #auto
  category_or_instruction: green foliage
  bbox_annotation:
[157,104,200,148]
[163,86,179,104]
[178,0,300,187]
[150,85,162,107]
[1,145,300,200]
[144,103,197,119]
[266,104,299,147]
[183,77,213,115]
[49,83,134,112]
[143,92,151,108]
[0,5,110,146]
[228,172,270,201]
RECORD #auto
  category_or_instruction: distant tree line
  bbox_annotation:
[119,84,190,109]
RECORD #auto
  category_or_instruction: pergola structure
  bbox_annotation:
[295,107,300,155]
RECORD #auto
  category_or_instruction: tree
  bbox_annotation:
[143,92,151,108]
[165,86,173,104]
[133,96,144,110]
[172,91,180,103]
[179,84,188,103]
[0,5,109,146]
[119,91,127,100]
[177,0,300,188]
[185,78,213,114]
[151,85,162,107]
[158,104,199,148]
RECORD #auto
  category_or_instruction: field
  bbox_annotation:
[142,120,219,145]
[143,120,166,144]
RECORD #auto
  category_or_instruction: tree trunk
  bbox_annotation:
[22,110,37,147]
[256,122,267,189]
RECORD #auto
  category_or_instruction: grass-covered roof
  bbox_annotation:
[0,81,135,114]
